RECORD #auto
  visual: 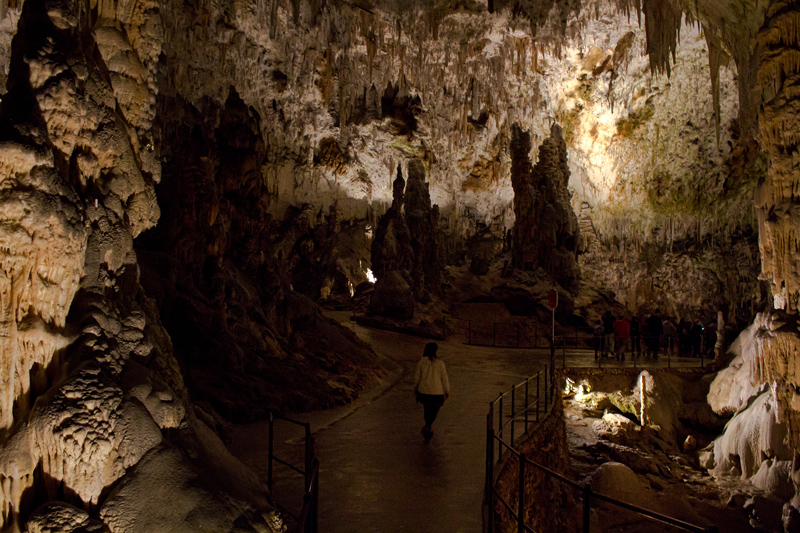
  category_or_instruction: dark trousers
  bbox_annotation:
[417,393,445,427]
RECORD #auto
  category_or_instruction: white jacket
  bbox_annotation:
[414,357,450,397]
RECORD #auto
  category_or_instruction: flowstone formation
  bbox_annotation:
[701,311,800,527]
[510,123,579,291]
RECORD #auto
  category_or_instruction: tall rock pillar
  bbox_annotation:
[510,124,580,291]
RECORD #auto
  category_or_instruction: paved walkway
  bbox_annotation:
[229,314,705,533]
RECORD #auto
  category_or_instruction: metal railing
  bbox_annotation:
[485,366,555,533]
[553,335,713,369]
[445,314,722,356]
[445,316,561,348]
[486,367,554,464]
[484,375,718,533]
[268,413,319,533]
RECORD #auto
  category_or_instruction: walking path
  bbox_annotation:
[228,313,705,533]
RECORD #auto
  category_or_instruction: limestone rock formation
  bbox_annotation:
[510,123,579,291]
[404,158,441,302]
[369,167,415,319]
[755,0,800,310]
[136,89,386,418]
[704,311,799,504]
[0,0,283,530]
[369,159,440,317]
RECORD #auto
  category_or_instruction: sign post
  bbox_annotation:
[547,289,558,382]
[547,289,558,339]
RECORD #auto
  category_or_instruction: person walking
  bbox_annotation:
[630,316,641,360]
[593,319,604,360]
[614,315,630,361]
[646,310,664,359]
[602,312,615,358]
[414,342,450,443]
[663,318,677,357]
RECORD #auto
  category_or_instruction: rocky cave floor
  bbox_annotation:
[563,398,771,532]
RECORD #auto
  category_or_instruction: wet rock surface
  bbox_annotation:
[563,371,756,532]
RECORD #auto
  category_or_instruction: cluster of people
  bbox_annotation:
[594,310,664,361]
[593,309,716,360]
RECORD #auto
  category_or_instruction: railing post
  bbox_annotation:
[524,378,529,433]
[511,385,516,445]
[312,458,319,533]
[486,407,495,533]
[518,453,526,533]
[582,483,592,532]
[498,395,504,447]
[305,423,312,490]
[544,365,549,407]
[268,412,274,493]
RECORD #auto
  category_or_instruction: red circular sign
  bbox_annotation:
[547,289,558,309]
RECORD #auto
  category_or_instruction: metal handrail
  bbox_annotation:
[268,413,319,533]
[552,334,711,369]
[490,368,550,458]
[292,457,320,533]
[485,390,718,533]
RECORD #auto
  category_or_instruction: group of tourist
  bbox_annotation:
[593,310,717,361]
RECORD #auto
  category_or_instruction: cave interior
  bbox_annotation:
[1,0,800,530]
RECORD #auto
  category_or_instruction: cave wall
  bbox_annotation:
[700,0,800,520]
[0,0,282,530]
[754,0,800,311]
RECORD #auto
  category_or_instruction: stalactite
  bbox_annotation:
[704,25,722,148]
[642,0,680,76]
[269,0,278,39]
[291,0,300,26]
[613,0,642,26]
